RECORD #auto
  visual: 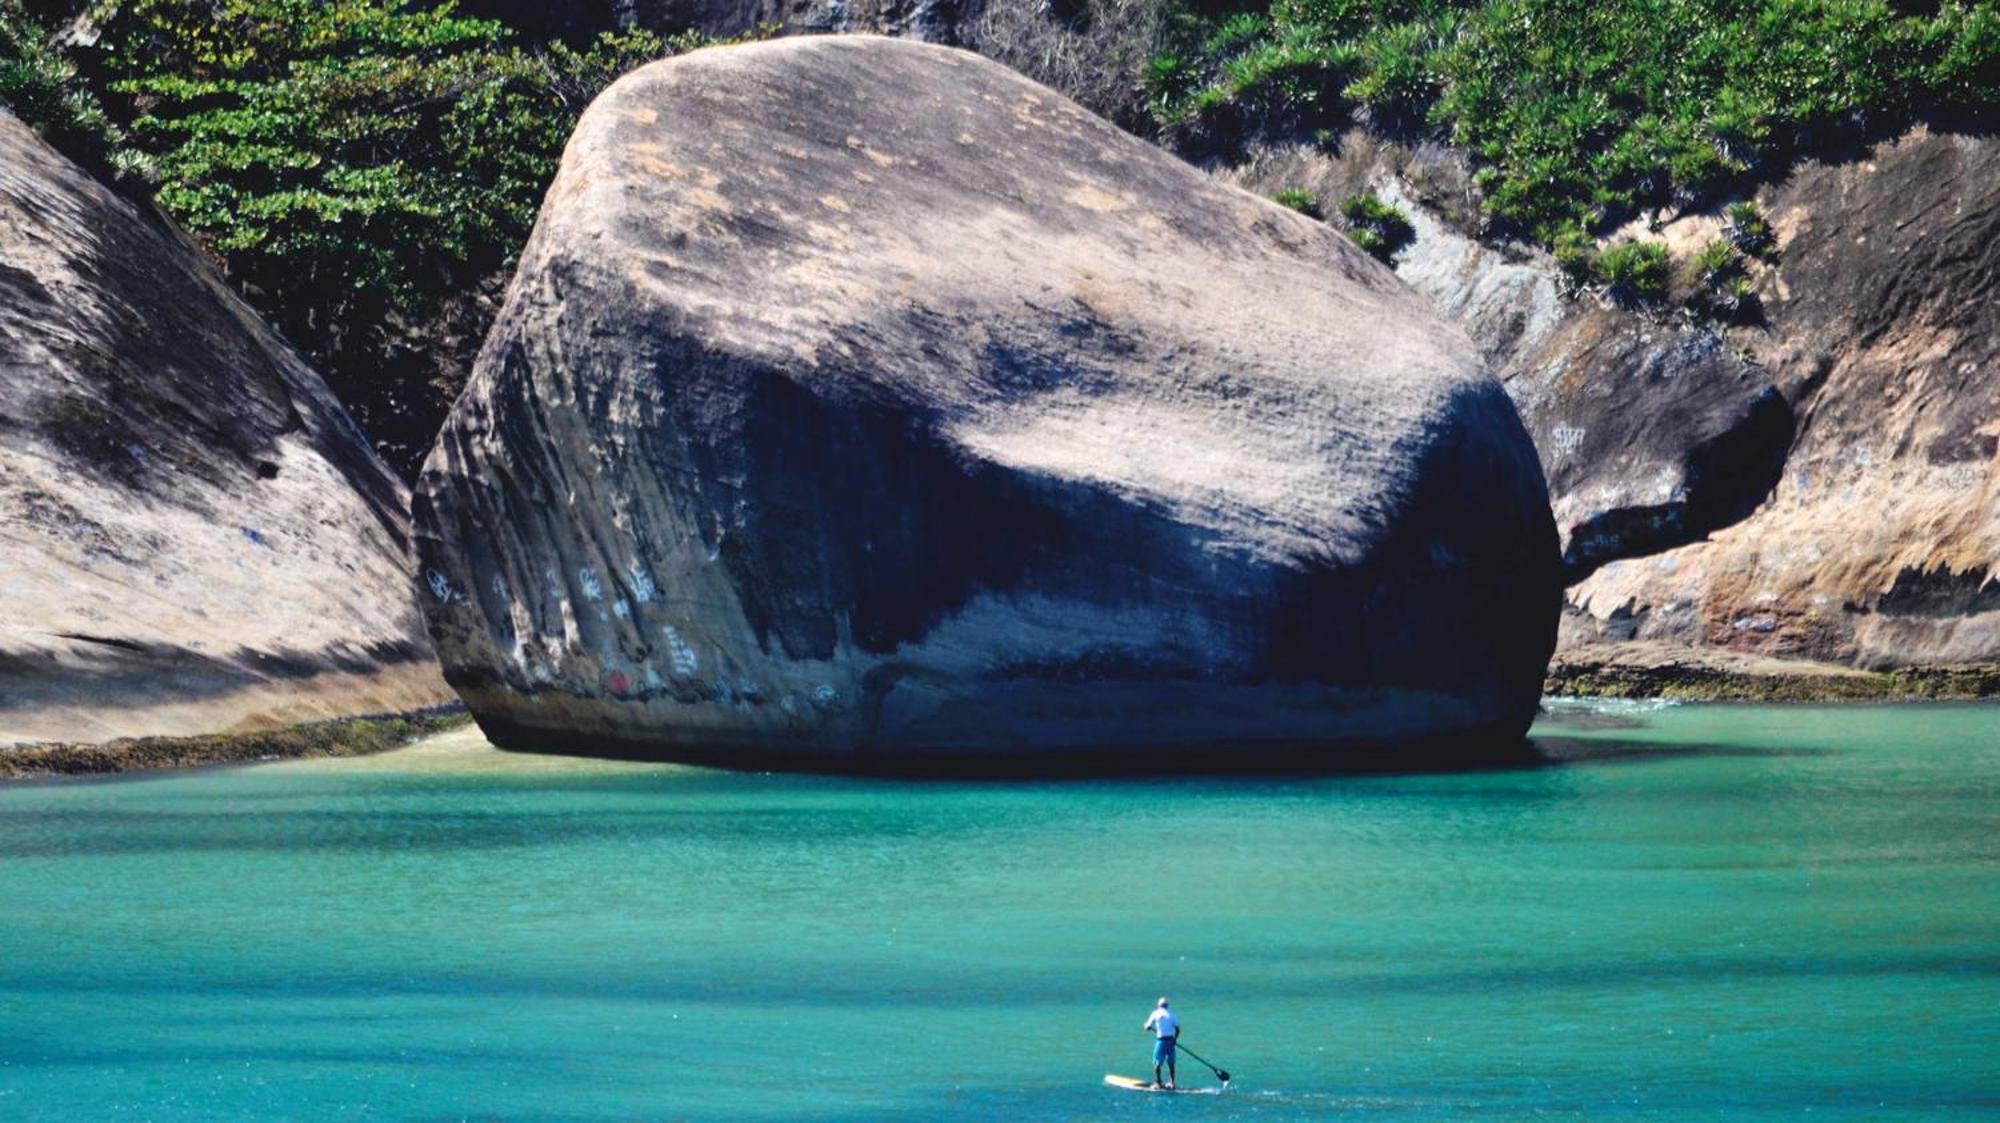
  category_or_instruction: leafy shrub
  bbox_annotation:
[1550,223,1599,290]
[1149,0,2000,245]
[1339,190,1414,262]
[0,4,133,178]
[35,0,730,473]
[96,3,690,320]
[1147,4,1357,130]
[1723,274,1759,317]
[1273,186,1322,217]
[1598,240,1671,304]
[1142,51,1199,117]
[1208,10,1273,54]
[1691,238,1740,285]
[1341,13,1454,122]
[1681,237,1760,319]
[1722,200,1774,255]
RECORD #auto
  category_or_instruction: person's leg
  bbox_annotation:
[1166,1046,1177,1089]
[1152,1037,1166,1086]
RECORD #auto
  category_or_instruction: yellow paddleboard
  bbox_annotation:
[1105,1074,1180,1093]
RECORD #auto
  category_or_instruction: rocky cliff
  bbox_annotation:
[0,112,453,748]
[1571,129,1999,674]
[415,37,1558,771]
[1230,126,1999,682]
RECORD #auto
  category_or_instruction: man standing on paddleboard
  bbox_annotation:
[1143,997,1179,1088]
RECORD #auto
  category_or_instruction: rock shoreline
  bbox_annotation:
[1547,650,2000,702]
[0,706,470,780]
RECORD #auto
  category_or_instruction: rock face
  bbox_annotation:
[1229,135,1794,588]
[1230,126,1999,675]
[1568,129,2000,669]
[0,113,452,748]
[415,37,1559,772]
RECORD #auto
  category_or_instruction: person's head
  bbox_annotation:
[1157,997,1170,1008]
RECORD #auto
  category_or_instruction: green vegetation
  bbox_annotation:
[1146,0,2000,243]
[4,1,678,308]
[1338,190,1413,262]
[0,5,133,178]
[1680,232,1744,309]
[1680,235,1758,317]
[1,0,735,473]
[1596,240,1671,303]
[1272,185,1323,215]
[91,1,702,346]
[1691,237,1740,285]
[1549,222,1598,290]
[1723,199,1775,255]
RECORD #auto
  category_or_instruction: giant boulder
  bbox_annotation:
[414,37,1559,772]
[0,113,452,748]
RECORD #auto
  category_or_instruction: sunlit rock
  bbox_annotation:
[415,37,1558,772]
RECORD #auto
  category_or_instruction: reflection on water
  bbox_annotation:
[0,704,1995,1120]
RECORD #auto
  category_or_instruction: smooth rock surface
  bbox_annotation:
[415,37,1559,772]
[0,113,452,747]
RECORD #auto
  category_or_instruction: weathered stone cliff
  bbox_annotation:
[415,37,1559,771]
[1570,129,1999,672]
[0,112,453,748]
[1231,126,1999,680]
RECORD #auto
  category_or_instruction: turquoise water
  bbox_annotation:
[0,703,1995,1120]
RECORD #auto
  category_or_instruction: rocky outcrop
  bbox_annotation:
[415,37,1559,772]
[0,112,452,748]
[1230,126,1999,676]
[1229,135,1794,586]
[1567,129,2000,669]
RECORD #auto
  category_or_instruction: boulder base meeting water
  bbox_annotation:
[0,703,1993,1119]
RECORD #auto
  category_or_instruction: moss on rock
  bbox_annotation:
[0,707,470,779]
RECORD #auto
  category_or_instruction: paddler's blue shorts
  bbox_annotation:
[1153,1036,1176,1066]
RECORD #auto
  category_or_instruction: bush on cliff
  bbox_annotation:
[0,4,131,177]
[1339,190,1414,262]
[1,0,724,476]
[84,1,714,472]
[1597,240,1672,304]
[1273,185,1323,215]
[1149,0,2000,244]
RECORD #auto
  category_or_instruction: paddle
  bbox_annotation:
[1173,1038,1231,1086]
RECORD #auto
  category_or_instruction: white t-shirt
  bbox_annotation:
[1145,1007,1180,1038]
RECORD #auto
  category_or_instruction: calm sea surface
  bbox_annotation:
[0,703,1994,1120]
